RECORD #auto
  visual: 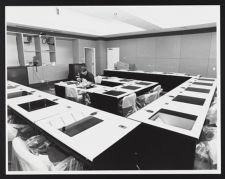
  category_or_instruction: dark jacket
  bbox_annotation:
[80,71,95,83]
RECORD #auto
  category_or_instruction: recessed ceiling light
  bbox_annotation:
[6,6,146,36]
[119,6,219,28]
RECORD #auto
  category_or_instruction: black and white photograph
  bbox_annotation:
[3,3,221,175]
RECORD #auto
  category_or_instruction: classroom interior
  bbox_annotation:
[6,6,220,173]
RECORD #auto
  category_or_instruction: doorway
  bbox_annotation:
[84,47,96,76]
[107,47,119,70]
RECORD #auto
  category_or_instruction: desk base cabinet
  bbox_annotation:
[132,123,196,170]
[103,70,190,92]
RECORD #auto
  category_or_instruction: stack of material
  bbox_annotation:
[194,94,218,170]
[114,61,136,71]
[129,64,136,71]
[114,61,129,70]
[11,135,84,171]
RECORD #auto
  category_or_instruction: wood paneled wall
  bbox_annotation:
[106,32,217,77]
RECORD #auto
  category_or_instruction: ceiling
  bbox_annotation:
[6,6,219,38]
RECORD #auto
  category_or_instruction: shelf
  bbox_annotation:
[15,32,56,66]
[24,50,40,53]
[41,51,56,53]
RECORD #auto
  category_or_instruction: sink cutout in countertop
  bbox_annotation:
[149,108,197,130]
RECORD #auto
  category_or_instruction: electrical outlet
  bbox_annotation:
[213,67,216,71]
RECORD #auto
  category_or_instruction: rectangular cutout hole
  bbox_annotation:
[18,99,58,112]
[8,91,32,99]
[198,78,215,82]
[59,116,103,137]
[149,108,197,130]
[172,95,205,106]
[185,87,210,94]
[103,90,126,96]
[121,85,141,90]
[135,82,152,85]
[192,82,213,86]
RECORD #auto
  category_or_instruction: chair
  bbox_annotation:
[12,137,52,171]
[95,76,102,84]
[206,103,217,125]
[152,85,163,98]
[119,93,137,117]
[144,91,159,105]
[12,136,84,171]
[136,95,146,109]
[65,86,83,102]
[208,138,217,167]
[136,91,158,110]
[8,124,18,142]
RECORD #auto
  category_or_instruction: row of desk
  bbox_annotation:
[55,77,158,115]
[7,81,141,169]
[103,69,192,92]
[102,70,217,169]
[7,69,217,170]
[128,74,217,169]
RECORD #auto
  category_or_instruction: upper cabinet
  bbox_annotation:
[15,32,56,66]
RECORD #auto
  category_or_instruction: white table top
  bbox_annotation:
[129,77,217,139]
[96,77,158,99]
[7,80,141,162]
[36,110,140,162]
[55,81,112,94]
[55,78,158,99]
[7,86,72,123]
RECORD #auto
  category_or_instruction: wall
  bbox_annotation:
[7,34,20,66]
[55,38,74,65]
[7,31,217,82]
[76,39,107,76]
[106,32,217,77]
[72,39,79,63]
[78,39,97,63]
[96,40,107,75]
[28,38,74,84]
[6,34,106,83]
[7,35,75,84]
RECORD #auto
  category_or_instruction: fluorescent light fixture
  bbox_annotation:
[6,6,145,36]
[119,6,219,28]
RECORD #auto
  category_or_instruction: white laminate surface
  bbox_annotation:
[7,80,141,162]
[36,110,140,162]
[129,77,217,139]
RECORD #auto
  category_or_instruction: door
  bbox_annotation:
[84,47,96,76]
[107,48,119,70]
